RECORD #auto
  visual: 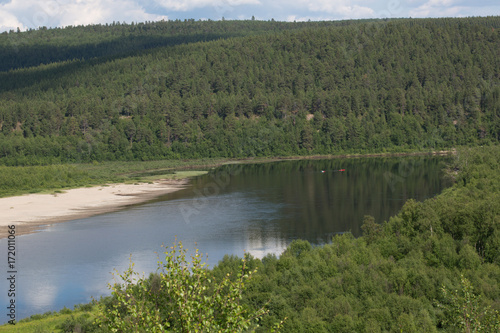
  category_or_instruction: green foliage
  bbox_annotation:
[0,158,224,197]
[95,240,272,332]
[0,164,91,197]
[59,307,73,315]
[361,215,381,244]
[0,305,101,333]
[57,313,100,333]
[439,275,500,332]
[282,239,312,258]
[0,18,499,165]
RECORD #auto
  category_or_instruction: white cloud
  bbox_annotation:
[286,14,337,22]
[154,0,261,12]
[0,8,26,31]
[0,0,168,32]
[277,0,375,19]
[409,0,462,17]
[1,0,499,33]
[58,0,168,27]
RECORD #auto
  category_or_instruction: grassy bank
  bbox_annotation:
[1,304,99,332]
[0,149,454,198]
[0,158,228,198]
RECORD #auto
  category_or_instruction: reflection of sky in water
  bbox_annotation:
[26,282,57,310]
[0,191,288,322]
[0,157,449,323]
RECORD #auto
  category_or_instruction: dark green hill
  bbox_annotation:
[0,19,365,73]
[0,17,499,165]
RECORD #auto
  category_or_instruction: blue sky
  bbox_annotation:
[0,0,498,33]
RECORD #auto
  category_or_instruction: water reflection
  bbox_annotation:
[181,156,450,241]
[0,156,451,322]
[242,226,288,259]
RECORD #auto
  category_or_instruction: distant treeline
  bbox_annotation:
[0,17,499,165]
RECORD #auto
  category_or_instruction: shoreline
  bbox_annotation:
[0,150,455,239]
[0,179,188,239]
[245,149,456,162]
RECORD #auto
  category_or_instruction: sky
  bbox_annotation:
[0,0,498,33]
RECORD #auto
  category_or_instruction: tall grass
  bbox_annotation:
[0,165,93,197]
[0,158,230,198]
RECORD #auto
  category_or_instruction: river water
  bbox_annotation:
[0,156,451,322]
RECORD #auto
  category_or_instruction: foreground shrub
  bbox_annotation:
[95,240,280,332]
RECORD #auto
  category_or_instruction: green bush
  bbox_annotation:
[95,240,281,332]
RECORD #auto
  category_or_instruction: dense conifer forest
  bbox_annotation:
[1,17,499,332]
[0,17,499,165]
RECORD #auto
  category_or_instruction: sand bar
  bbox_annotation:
[0,179,187,238]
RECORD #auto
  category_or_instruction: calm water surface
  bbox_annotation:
[0,156,451,322]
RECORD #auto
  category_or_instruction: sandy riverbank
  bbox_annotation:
[0,151,455,239]
[0,179,188,238]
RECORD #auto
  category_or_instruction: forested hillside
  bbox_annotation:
[0,19,355,72]
[0,17,499,165]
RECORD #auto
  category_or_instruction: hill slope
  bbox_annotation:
[0,17,499,165]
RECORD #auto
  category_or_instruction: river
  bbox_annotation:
[0,156,451,322]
